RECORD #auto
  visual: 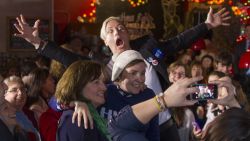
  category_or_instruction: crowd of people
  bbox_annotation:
[0,7,250,141]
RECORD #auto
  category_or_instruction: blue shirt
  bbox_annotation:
[99,84,160,141]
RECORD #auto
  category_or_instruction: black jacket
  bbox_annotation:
[38,23,209,90]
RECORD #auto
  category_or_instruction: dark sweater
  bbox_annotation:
[99,84,159,141]
[0,119,30,141]
[57,110,108,141]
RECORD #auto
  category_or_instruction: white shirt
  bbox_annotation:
[144,61,171,125]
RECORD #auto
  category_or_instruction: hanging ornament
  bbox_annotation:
[190,39,206,52]
[236,34,247,43]
[239,50,250,69]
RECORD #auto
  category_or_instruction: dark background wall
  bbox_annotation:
[96,0,164,39]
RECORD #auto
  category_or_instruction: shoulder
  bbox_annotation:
[106,84,124,99]
[58,110,84,133]
[59,110,74,126]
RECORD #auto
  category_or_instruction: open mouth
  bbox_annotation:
[116,38,124,47]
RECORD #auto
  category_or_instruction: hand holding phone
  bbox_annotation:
[192,121,201,131]
[192,121,202,139]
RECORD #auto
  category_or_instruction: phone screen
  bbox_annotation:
[187,84,218,100]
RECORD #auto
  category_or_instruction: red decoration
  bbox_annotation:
[239,50,250,69]
[236,34,247,43]
[190,39,206,51]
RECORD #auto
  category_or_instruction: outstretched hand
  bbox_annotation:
[163,76,203,107]
[205,7,231,29]
[14,14,41,47]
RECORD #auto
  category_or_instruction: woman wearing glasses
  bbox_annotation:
[3,75,41,141]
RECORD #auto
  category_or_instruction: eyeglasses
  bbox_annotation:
[172,71,186,77]
[5,87,27,94]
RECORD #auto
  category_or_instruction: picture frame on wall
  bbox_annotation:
[7,17,51,51]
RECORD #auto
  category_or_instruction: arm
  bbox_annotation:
[108,77,202,139]
[160,7,231,55]
[14,15,90,67]
[38,41,90,67]
[108,77,201,141]
[133,76,240,124]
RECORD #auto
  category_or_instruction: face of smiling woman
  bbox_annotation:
[118,62,146,94]
[0,82,17,125]
[81,75,107,108]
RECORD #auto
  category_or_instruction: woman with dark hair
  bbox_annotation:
[201,108,250,141]
[55,60,109,141]
[201,54,214,81]
[23,68,55,125]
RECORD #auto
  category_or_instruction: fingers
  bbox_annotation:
[219,76,232,82]
[220,11,230,18]
[83,111,88,129]
[33,20,40,29]
[215,8,226,16]
[208,6,213,15]
[14,23,23,34]
[78,111,83,128]
[72,111,77,124]
[16,16,24,30]
[222,16,231,21]
[20,14,27,24]
[208,99,221,105]
[182,76,203,87]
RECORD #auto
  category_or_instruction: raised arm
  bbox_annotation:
[161,7,231,55]
[14,15,90,67]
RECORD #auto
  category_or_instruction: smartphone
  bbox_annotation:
[187,84,218,101]
[192,121,201,131]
